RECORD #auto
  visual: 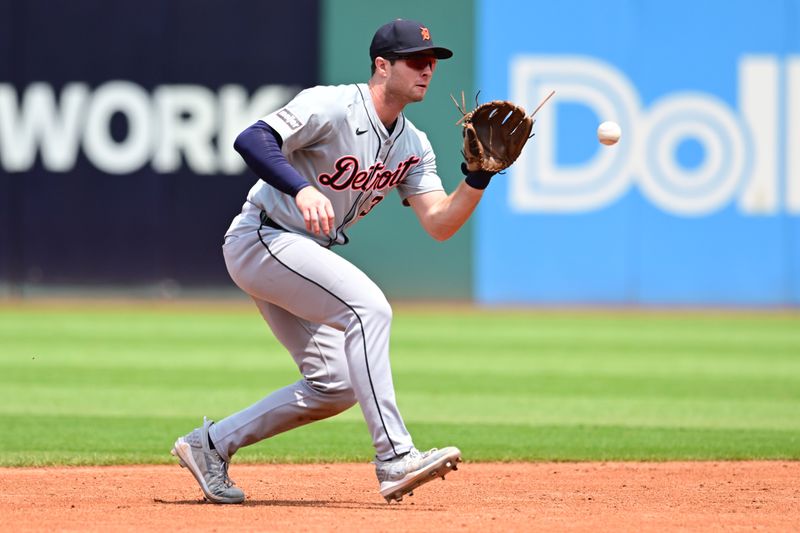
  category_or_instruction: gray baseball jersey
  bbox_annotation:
[227,83,444,245]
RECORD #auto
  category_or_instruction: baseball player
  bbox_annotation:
[171,18,497,504]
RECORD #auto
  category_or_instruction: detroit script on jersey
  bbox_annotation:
[234,83,444,247]
[318,155,422,192]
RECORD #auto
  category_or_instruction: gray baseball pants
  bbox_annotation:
[208,212,414,462]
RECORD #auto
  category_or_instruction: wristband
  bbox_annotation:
[462,162,495,190]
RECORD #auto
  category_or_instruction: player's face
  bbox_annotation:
[385,52,437,103]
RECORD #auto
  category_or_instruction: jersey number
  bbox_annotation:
[358,196,384,218]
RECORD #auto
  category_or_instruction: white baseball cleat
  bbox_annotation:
[374,446,462,503]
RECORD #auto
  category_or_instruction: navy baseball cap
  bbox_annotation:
[370,19,453,60]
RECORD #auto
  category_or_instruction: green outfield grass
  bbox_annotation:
[1,302,799,466]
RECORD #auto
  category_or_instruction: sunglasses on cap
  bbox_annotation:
[386,54,438,71]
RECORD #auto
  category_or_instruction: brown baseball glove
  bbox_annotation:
[453,91,555,173]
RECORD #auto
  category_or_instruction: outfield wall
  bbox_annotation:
[1,0,798,305]
[322,1,475,300]
[0,0,319,291]
[475,0,800,305]
[0,0,475,299]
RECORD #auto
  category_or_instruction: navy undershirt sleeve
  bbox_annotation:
[233,121,311,197]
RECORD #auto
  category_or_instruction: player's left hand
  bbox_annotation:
[295,185,335,235]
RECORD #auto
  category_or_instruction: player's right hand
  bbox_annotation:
[295,185,335,236]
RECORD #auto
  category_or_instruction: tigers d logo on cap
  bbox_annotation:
[369,19,453,60]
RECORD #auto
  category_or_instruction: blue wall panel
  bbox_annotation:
[477,0,800,305]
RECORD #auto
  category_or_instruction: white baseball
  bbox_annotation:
[597,121,621,146]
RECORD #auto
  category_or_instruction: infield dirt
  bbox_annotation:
[1,462,798,532]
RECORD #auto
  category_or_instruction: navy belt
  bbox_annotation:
[260,210,286,231]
